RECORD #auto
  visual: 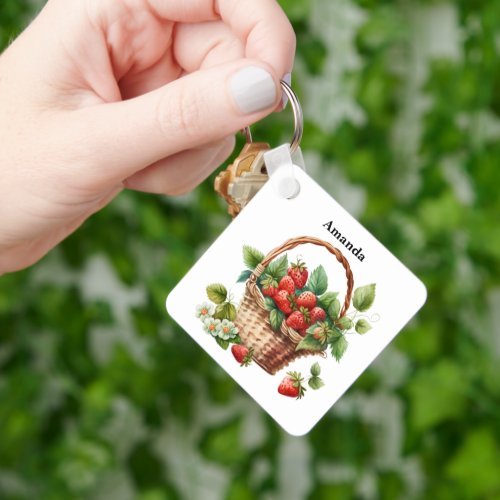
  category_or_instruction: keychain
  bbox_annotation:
[167,82,427,436]
[214,80,304,216]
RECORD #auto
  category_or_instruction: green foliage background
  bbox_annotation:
[2,0,500,498]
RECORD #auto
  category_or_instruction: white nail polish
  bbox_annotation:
[282,72,292,109]
[230,66,277,114]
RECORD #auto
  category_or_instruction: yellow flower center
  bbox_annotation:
[201,308,208,315]
[223,327,230,333]
[209,324,215,331]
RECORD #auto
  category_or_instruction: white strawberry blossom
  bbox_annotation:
[203,317,221,337]
[196,302,215,319]
[215,319,238,340]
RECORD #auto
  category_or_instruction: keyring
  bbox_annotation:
[242,80,303,153]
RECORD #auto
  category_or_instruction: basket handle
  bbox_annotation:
[250,236,354,318]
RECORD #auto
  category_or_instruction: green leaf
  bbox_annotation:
[242,245,264,269]
[264,297,277,311]
[200,418,245,466]
[308,265,328,295]
[308,376,325,390]
[226,303,237,321]
[352,284,376,312]
[319,292,338,309]
[214,303,237,321]
[215,338,230,350]
[336,316,353,331]
[206,284,228,305]
[237,269,252,283]
[327,299,341,321]
[296,334,324,352]
[265,255,288,280]
[407,360,467,431]
[355,319,372,334]
[310,362,321,377]
[330,335,348,361]
[328,326,344,342]
[446,428,500,498]
[269,309,284,331]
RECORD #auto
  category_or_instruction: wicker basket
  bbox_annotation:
[235,236,354,375]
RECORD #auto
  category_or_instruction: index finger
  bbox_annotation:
[148,0,296,78]
[217,0,296,78]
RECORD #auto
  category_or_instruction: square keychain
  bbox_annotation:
[166,82,427,436]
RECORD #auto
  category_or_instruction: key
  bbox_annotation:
[214,142,270,217]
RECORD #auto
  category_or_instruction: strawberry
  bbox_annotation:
[278,371,306,399]
[298,328,308,337]
[274,289,294,314]
[231,345,254,366]
[288,259,308,289]
[312,322,332,344]
[278,275,295,295]
[286,309,310,331]
[296,291,317,310]
[310,306,326,323]
[261,274,278,297]
[313,327,323,341]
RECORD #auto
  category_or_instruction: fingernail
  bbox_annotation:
[282,72,292,109]
[230,66,277,114]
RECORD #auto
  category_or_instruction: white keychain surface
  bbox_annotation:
[166,83,427,436]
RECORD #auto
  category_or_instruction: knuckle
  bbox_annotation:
[156,84,204,142]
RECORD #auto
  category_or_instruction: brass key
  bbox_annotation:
[214,142,270,217]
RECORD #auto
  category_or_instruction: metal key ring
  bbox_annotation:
[242,80,303,153]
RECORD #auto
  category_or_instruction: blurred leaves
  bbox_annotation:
[407,360,468,431]
[1,0,500,498]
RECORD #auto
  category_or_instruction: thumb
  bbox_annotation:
[70,60,281,184]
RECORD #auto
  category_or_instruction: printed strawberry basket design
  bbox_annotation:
[236,236,355,374]
[195,236,377,380]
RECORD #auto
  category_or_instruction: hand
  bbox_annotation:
[0,0,295,273]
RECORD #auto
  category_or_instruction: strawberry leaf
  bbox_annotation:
[310,362,321,377]
[328,326,344,341]
[214,302,237,321]
[206,284,228,304]
[336,316,353,331]
[327,299,341,321]
[237,269,252,283]
[264,297,277,311]
[308,376,325,390]
[269,309,284,331]
[296,334,324,352]
[308,265,328,295]
[243,245,264,269]
[355,319,372,334]
[319,292,338,309]
[330,335,348,362]
[353,284,376,312]
[265,255,288,280]
[215,338,230,350]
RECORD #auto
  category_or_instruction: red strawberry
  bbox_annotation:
[278,371,306,399]
[274,290,294,314]
[310,306,326,323]
[296,291,317,310]
[286,309,310,331]
[278,275,295,295]
[298,328,308,337]
[231,345,254,366]
[261,274,278,297]
[288,259,308,288]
